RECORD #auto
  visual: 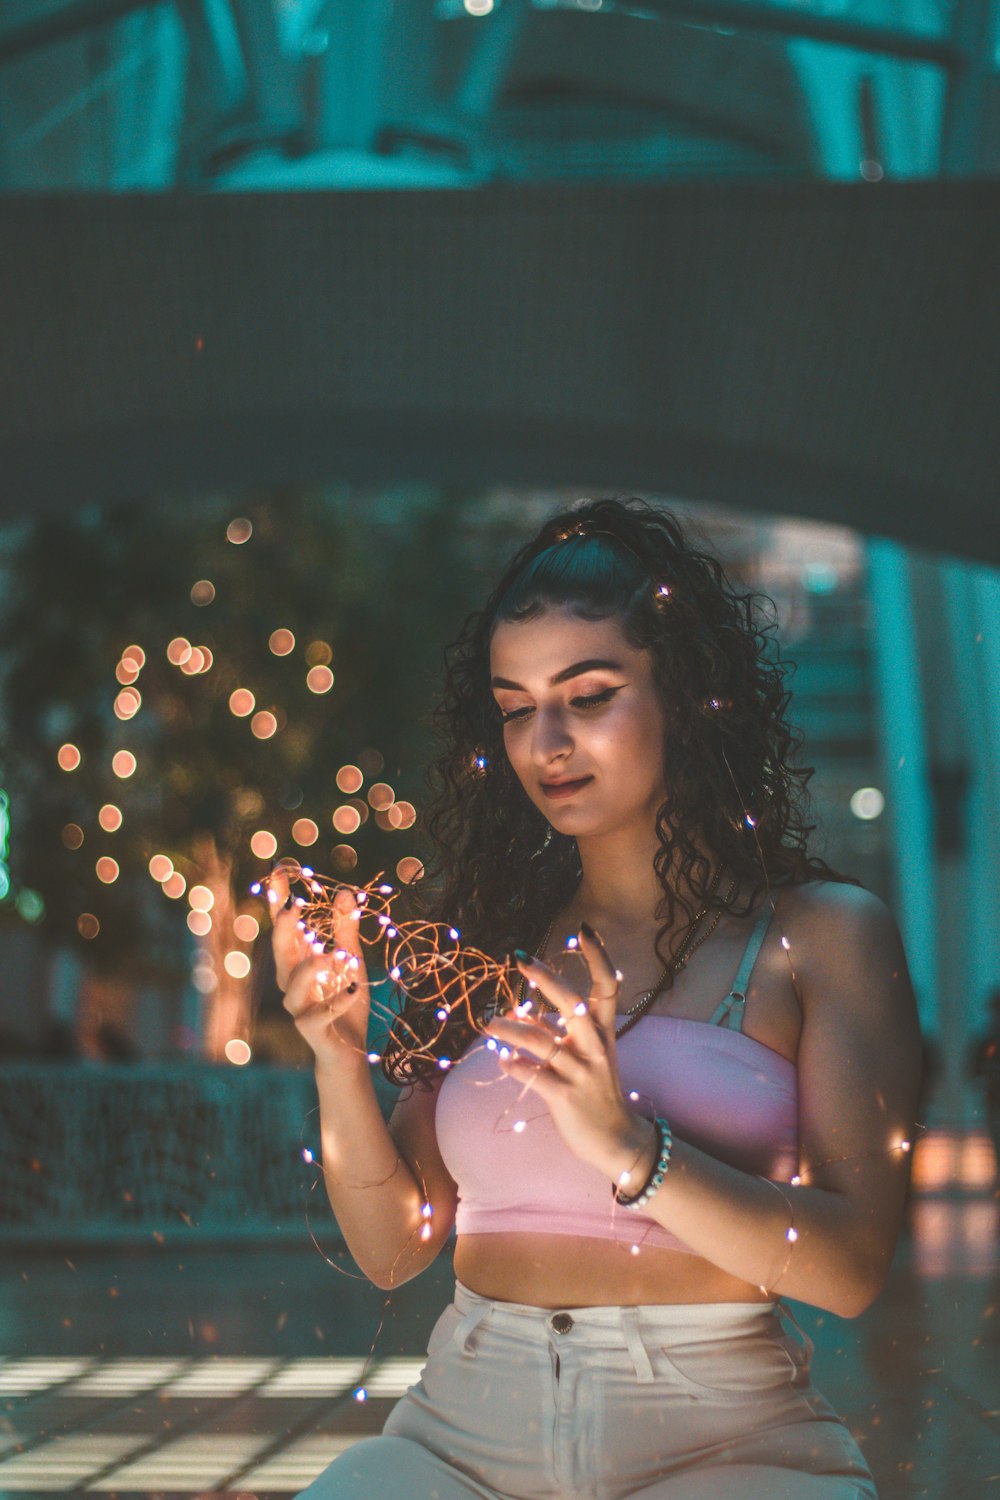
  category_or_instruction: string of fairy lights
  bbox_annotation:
[252,852,924,1405]
[242,532,925,1402]
[48,514,424,1057]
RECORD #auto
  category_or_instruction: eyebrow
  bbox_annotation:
[490,658,626,691]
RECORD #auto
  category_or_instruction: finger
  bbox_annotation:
[513,952,604,1058]
[497,1051,564,1097]
[282,952,334,1019]
[485,1017,583,1068]
[330,884,365,956]
[575,923,621,1039]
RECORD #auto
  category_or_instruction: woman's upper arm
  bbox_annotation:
[791,882,924,1312]
[387,1076,459,1247]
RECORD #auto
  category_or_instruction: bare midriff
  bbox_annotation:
[453,1233,774,1309]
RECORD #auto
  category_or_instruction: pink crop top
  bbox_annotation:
[435,906,799,1254]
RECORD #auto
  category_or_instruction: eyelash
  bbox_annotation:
[498,687,620,724]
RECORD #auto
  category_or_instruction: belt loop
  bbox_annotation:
[620,1307,656,1384]
[454,1304,489,1357]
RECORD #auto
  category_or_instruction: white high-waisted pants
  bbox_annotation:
[297,1277,880,1499]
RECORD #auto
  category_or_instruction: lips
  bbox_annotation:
[541,776,593,799]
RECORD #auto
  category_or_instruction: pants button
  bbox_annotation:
[550,1312,574,1334]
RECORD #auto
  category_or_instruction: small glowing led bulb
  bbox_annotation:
[302,1148,314,1164]
[354,1387,367,1403]
[513,1120,526,1133]
[786,1227,799,1243]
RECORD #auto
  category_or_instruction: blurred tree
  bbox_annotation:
[0,482,508,1056]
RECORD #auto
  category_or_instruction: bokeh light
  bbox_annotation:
[57,743,81,772]
[162,871,187,899]
[332,805,362,835]
[188,884,214,912]
[368,782,394,811]
[15,889,44,923]
[116,658,140,685]
[96,857,120,884]
[149,854,174,882]
[397,857,425,884]
[224,951,252,980]
[305,640,332,666]
[112,750,137,778]
[358,747,384,776]
[77,913,100,939]
[191,961,216,995]
[227,517,253,544]
[167,636,193,666]
[180,646,207,676]
[114,688,141,719]
[292,818,319,846]
[251,711,278,739]
[61,823,84,849]
[229,688,255,717]
[269,628,295,656]
[394,800,416,829]
[850,786,885,820]
[191,580,216,606]
[98,804,123,833]
[331,843,358,871]
[251,830,278,860]
[187,909,212,936]
[306,666,334,694]
[336,764,364,794]
[224,1038,252,1064]
[233,914,259,942]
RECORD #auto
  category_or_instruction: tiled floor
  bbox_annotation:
[1,1176,998,1498]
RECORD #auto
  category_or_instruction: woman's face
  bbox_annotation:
[489,606,669,838]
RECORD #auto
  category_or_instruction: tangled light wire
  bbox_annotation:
[251,824,924,1403]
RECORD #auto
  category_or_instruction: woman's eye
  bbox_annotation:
[571,688,618,711]
[498,688,619,724]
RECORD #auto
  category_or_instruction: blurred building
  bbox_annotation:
[1,0,999,1135]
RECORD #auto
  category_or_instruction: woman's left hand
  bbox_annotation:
[484,926,654,1183]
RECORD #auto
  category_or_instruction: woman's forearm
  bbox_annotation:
[603,1115,878,1318]
[312,1054,435,1289]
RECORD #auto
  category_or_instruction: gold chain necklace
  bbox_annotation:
[523,867,736,1041]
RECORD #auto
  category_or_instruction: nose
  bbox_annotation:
[529,707,575,766]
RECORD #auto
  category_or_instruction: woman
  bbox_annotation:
[271,497,922,1499]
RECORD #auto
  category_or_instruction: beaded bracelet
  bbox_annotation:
[612,1115,673,1209]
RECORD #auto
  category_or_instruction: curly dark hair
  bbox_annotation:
[381,496,858,1090]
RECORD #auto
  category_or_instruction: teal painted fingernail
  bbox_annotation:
[514,949,532,964]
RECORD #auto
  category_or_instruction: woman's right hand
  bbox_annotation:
[268,862,372,1064]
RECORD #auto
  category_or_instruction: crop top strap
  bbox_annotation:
[708,903,775,1033]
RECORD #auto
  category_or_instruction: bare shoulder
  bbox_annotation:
[775,879,905,988]
[775,875,921,1058]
